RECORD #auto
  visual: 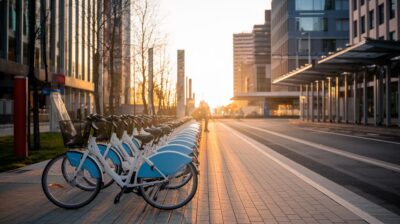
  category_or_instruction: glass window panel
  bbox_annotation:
[378,4,384,25]
[369,10,374,29]
[296,17,327,31]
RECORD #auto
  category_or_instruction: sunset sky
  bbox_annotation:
[160,0,272,109]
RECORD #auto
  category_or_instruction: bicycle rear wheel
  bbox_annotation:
[42,153,102,209]
[138,163,198,210]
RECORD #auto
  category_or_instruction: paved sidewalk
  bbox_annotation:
[0,121,367,223]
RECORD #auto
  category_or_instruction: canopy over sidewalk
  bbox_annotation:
[273,38,400,85]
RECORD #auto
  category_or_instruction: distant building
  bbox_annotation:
[271,0,350,91]
[253,10,272,92]
[233,10,272,96]
[233,33,254,95]
[233,10,300,117]
[350,0,399,43]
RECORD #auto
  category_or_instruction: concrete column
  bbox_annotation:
[300,85,303,120]
[322,80,326,122]
[328,78,332,122]
[316,81,320,122]
[353,73,358,124]
[306,84,309,121]
[385,65,391,127]
[378,70,384,125]
[344,74,348,123]
[311,82,314,122]
[373,74,377,125]
[363,71,368,125]
[385,65,392,127]
[398,73,400,127]
[336,76,340,123]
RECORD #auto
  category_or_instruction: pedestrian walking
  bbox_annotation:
[199,101,211,132]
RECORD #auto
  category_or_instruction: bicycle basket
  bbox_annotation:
[59,120,85,148]
[94,120,112,141]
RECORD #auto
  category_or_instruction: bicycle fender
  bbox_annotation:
[157,144,193,156]
[66,151,103,179]
[171,135,197,142]
[97,144,122,165]
[167,141,196,150]
[137,151,192,178]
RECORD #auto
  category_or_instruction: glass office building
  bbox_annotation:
[271,0,350,91]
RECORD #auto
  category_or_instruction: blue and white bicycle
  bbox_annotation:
[41,94,199,210]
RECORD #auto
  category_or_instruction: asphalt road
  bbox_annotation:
[221,119,400,216]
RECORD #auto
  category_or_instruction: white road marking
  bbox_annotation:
[233,121,400,173]
[220,122,386,224]
[295,127,400,145]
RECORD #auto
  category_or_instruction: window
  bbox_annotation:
[368,10,374,29]
[353,0,357,11]
[378,4,384,25]
[8,4,16,31]
[360,0,365,6]
[336,19,349,31]
[361,16,365,33]
[295,0,334,10]
[389,0,396,19]
[389,32,396,40]
[296,17,328,32]
[323,39,336,52]
[335,0,349,10]
[353,20,358,37]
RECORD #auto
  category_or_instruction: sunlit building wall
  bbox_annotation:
[350,0,399,43]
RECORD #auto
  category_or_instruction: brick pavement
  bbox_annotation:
[0,121,366,223]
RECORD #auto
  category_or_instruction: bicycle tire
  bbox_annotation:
[42,153,102,209]
[138,163,198,210]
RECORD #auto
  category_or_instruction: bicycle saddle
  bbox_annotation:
[144,127,162,137]
[134,134,154,145]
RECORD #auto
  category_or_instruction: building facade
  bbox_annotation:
[0,0,99,123]
[271,0,350,91]
[350,0,399,43]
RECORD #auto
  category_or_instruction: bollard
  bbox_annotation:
[13,76,28,159]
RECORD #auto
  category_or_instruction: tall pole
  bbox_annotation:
[308,33,311,64]
[148,48,154,115]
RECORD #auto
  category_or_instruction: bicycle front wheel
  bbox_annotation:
[41,153,102,209]
[138,163,198,210]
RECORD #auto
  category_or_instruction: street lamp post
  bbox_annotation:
[301,32,311,64]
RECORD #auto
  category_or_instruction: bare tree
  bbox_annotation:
[132,0,162,114]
